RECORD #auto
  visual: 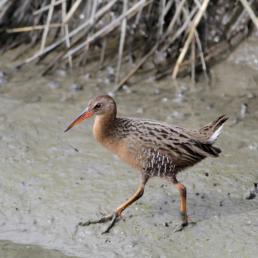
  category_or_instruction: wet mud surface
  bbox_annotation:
[0,33,258,257]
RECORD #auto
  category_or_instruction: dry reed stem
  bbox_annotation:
[191,36,195,85]
[161,6,197,52]
[6,23,62,33]
[0,0,9,10]
[157,0,166,39]
[63,0,82,24]
[164,0,174,18]
[229,0,254,34]
[41,0,143,74]
[33,0,63,16]
[133,1,144,26]
[115,0,128,85]
[239,0,258,29]
[62,0,72,68]
[99,38,107,67]
[20,0,118,65]
[163,0,187,44]
[194,29,209,80]
[3,0,253,82]
[172,0,210,79]
[90,0,99,24]
[40,0,55,53]
[64,0,150,59]
[78,0,99,67]
[193,0,202,11]
[113,43,158,92]
[115,0,194,91]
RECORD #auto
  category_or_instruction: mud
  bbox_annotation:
[0,32,258,258]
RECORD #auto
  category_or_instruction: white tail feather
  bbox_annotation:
[208,125,224,144]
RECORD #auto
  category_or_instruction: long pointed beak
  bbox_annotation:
[64,108,94,132]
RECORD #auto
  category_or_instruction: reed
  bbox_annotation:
[0,0,257,89]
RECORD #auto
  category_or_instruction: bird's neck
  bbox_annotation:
[93,112,116,144]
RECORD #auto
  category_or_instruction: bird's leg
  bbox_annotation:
[175,182,188,231]
[78,175,149,234]
[102,183,145,234]
[168,177,189,232]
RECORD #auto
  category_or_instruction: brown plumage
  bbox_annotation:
[65,95,228,233]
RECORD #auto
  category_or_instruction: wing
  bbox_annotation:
[117,118,220,175]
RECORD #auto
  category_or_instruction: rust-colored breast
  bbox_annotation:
[93,116,142,170]
[100,136,142,170]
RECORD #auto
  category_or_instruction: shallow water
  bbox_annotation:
[0,33,258,258]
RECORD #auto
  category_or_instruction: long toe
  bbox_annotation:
[78,213,113,227]
[173,222,188,233]
[173,220,197,232]
[101,212,120,234]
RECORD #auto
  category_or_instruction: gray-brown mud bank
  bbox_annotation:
[0,33,258,258]
[0,240,77,258]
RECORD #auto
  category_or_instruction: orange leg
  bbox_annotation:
[175,182,188,227]
[115,185,145,215]
[168,176,189,232]
[78,175,149,234]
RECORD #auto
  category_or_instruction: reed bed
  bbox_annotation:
[0,0,257,90]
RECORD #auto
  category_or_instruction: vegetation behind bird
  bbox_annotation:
[0,0,257,88]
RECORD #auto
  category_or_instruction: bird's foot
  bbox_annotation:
[173,212,196,232]
[101,212,120,234]
[173,221,188,232]
[78,213,113,227]
[76,211,121,234]
[173,220,197,232]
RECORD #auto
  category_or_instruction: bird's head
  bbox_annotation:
[64,95,116,132]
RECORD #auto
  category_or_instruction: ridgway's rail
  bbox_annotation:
[65,95,228,233]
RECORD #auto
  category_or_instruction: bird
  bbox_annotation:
[65,95,228,233]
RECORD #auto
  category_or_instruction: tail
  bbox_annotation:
[199,115,229,144]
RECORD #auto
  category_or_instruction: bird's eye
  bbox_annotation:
[94,103,102,110]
